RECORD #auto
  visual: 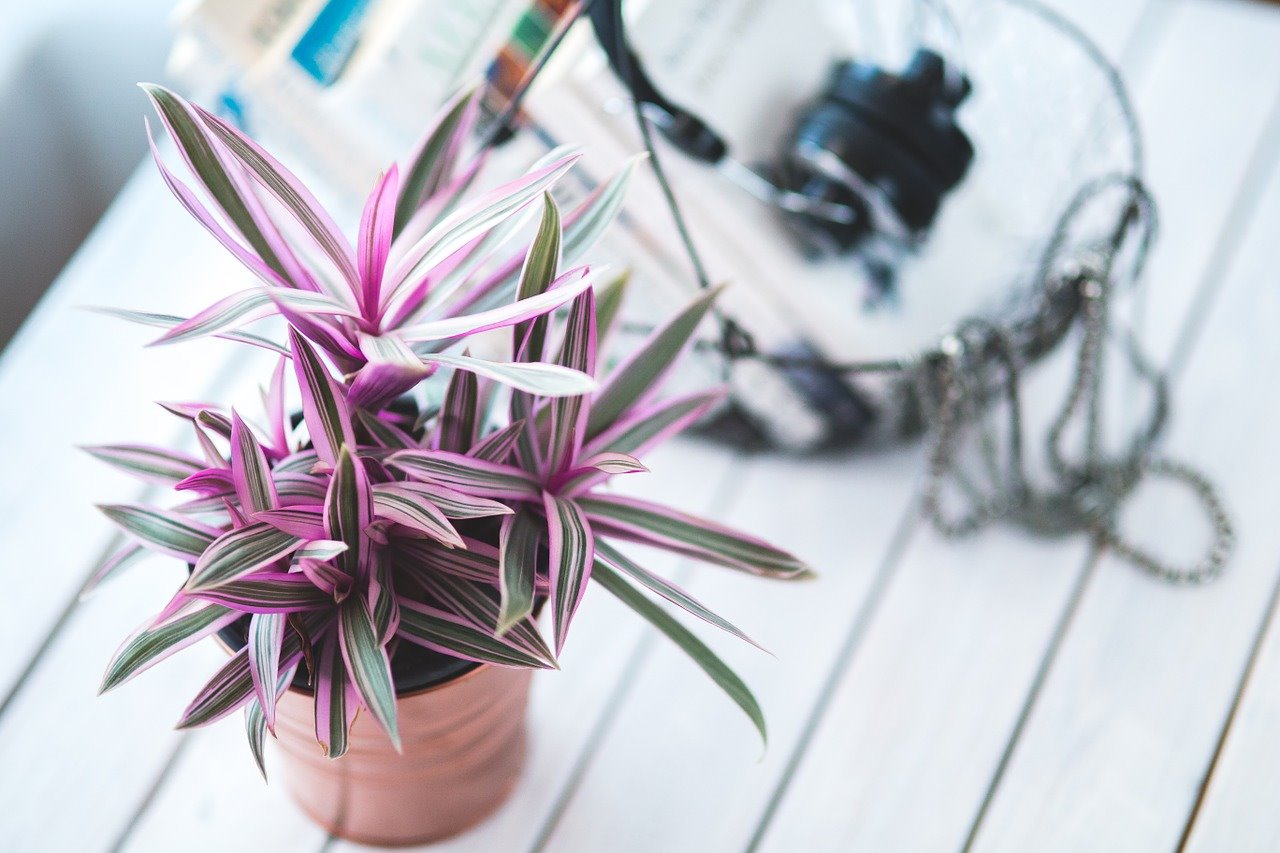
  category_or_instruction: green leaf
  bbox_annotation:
[513,193,561,362]
[595,540,764,651]
[83,444,203,485]
[594,269,631,346]
[419,351,597,396]
[439,365,478,453]
[543,493,593,655]
[592,561,766,745]
[187,523,304,591]
[397,600,557,669]
[547,290,596,476]
[100,602,237,692]
[99,505,218,561]
[394,88,477,236]
[586,285,723,439]
[339,594,401,749]
[498,510,541,634]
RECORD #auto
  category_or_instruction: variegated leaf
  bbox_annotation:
[543,492,594,654]
[586,285,723,439]
[339,593,400,749]
[577,494,808,578]
[98,504,219,561]
[187,523,304,591]
[498,510,541,634]
[83,444,204,485]
[595,540,764,651]
[290,329,355,467]
[592,561,766,744]
[397,600,557,669]
[371,484,464,547]
[100,600,238,692]
[387,449,539,499]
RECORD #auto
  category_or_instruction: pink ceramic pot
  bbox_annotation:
[271,664,533,847]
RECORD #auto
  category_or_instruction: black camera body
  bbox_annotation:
[776,50,974,258]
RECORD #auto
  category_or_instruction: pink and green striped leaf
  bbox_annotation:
[394,87,477,235]
[594,540,764,651]
[396,600,556,669]
[82,543,148,597]
[290,329,355,467]
[418,351,596,397]
[355,409,416,450]
[398,264,602,343]
[497,509,541,634]
[245,659,298,779]
[417,572,555,667]
[230,411,278,513]
[314,637,351,757]
[192,572,335,612]
[512,193,561,363]
[578,494,808,578]
[142,85,293,283]
[187,523,304,591]
[193,103,360,288]
[83,444,204,486]
[382,481,510,520]
[387,449,539,499]
[357,165,400,316]
[324,446,372,578]
[98,504,219,561]
[543,492,594,655]
[151,288,358,348]
[592,561,766,744]
[339,593,400,749]
[247,611,285,729]
[586,285,723,439]
[371,483,464,548]
[547,289,596,476]
[99,600,238,692]
[253,507,327,539]
[437,363,478,453]
[385,153,580,310]
[467,420,526,465]
[350,332,431,411]
[92,306,289,357]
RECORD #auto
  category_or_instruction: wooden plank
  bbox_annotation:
[536,446,923,852]
[0,163,289,849]
[1185,560,1280,846]
[0,165,257,702]
[752,1,1280,850]
[967,18,1280,853]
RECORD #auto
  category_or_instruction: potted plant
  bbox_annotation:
[87,85,809,846]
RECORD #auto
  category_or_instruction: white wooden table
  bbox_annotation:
[3,0,1280,849]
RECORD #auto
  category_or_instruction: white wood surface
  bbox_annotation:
[2,0,1280,851]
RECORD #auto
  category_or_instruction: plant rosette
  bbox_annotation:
[86,85,811,845]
